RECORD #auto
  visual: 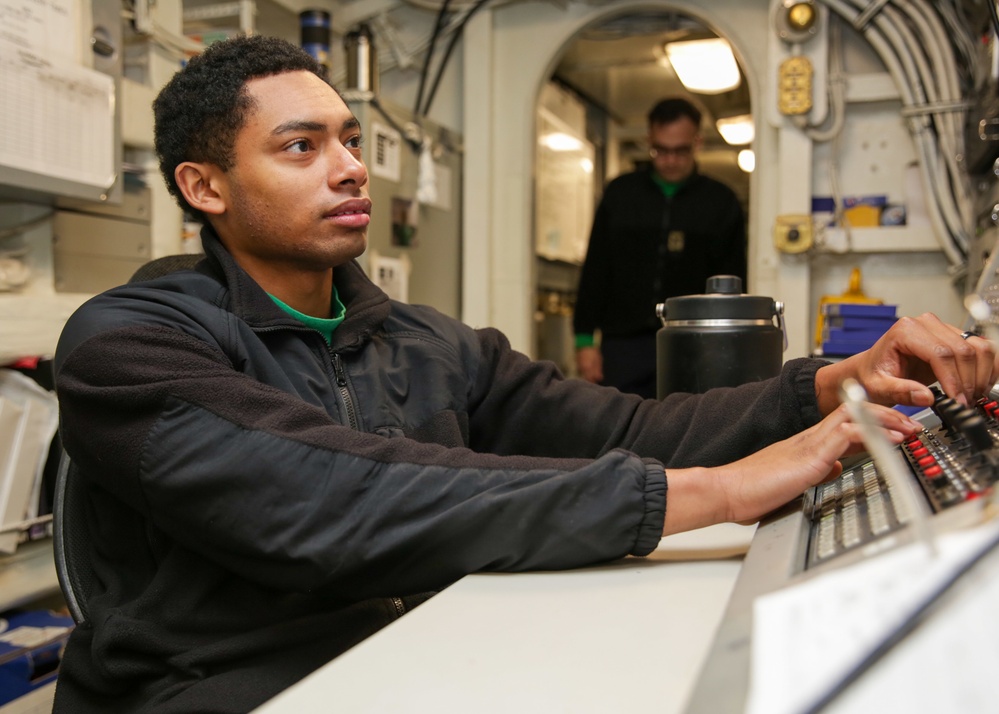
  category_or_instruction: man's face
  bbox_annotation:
[210,71,371,279]
[648,116,701,183]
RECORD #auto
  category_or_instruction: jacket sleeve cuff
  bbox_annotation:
[631,460,667,556]
[789,357,831,428]
[574,333,596,349]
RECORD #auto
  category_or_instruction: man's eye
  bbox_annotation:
[345,135,364,149]
[287,139,310,153]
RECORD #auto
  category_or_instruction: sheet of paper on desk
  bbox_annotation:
[745,518,999,714]
[655,522,757,560]
[823,549,999,713]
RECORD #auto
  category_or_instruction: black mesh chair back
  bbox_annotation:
[52,451,94,625]
[53,254,206,624]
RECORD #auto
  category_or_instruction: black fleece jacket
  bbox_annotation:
[52,228,823,712]
[574,168,747,338]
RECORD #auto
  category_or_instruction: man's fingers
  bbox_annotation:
[877,314,996,406]
[966,333,999,398]
[816,403,917,459]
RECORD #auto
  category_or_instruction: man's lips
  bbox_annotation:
[325,199,371,227]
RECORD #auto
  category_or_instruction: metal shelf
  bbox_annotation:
[182,0,256,34]
[818,225,941,253]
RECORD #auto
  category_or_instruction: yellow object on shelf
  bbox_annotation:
[814,268,883,348]
[842,204,881,227]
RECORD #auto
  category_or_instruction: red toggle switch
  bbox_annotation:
[923,464,943,479]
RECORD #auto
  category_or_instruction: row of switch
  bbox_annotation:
[903,435,944,482]
[930,387,993,452]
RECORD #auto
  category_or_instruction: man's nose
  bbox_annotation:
[329,148,368,187]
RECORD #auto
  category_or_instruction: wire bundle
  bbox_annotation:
[810,0,989,268]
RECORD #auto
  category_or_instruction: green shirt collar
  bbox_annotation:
[268,285,346,345]
[651,172,685,198]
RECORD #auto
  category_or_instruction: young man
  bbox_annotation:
[573,97,747,398]
[52,35,993,713]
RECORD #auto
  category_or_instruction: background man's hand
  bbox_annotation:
[575,346,604,384]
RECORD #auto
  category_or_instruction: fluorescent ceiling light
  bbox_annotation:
[665,38,741,94]
[540,132,584,152]
[738,148,756,173]
[716,114,754,145]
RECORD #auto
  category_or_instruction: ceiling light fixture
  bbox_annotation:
[716,114,755,145]
[664,38,741,94]
[540,132,584,152]
[737,148,756,173]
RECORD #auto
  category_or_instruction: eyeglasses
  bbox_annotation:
[649,144,694,159]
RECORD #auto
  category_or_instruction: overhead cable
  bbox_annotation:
[815,0,974,266]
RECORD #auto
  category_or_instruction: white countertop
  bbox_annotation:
[255,524,755,714]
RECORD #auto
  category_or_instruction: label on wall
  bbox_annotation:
[369,252,409,303]
[371,121,401,182]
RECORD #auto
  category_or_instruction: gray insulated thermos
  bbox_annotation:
[655,275,786,398]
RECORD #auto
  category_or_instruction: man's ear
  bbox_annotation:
[175,162,226,216]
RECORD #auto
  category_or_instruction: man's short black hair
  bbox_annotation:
[153,34,332,222]
[647,97,702,129]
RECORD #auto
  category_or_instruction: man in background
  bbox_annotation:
[574,97,747,398]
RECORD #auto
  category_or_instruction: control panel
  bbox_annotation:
[805,388,999,568]
[910,390,998,508]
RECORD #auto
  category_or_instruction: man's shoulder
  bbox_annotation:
[384,299,478,344]
[687,172,739,200]
[606,170,652,190]
[110,270,226,313]
[602,170,658,202]
[58,273,226,350]
[373,300,495,373]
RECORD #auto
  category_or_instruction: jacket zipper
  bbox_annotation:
[331,350,402,620]
[653,197,672,297]
[331,352,359,430]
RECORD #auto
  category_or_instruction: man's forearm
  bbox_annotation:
[661,467,724,536]
[814,360,847,417]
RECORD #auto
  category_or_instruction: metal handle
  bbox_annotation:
[656,302,667,327]
[774,300,787,352]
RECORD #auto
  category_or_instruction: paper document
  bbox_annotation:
[0,37,116,189]
[746,517,999,714]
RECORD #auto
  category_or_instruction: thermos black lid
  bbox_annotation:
[660,275,777,322]
[706,274,743,295]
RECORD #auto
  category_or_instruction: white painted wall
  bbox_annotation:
[0,0,968,365]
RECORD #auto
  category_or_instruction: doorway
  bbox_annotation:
[532,9,754,376]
